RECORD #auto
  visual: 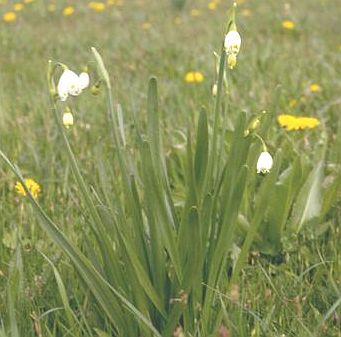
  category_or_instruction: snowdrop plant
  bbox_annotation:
[2,8,259,332]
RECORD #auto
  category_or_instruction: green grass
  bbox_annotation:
[0,0,340,336]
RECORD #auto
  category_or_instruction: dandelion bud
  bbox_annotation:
[308,83,321,93]
[63,111,74,128]
[256,151,273,174]
[224,30,241,55]
[227,53,237,69]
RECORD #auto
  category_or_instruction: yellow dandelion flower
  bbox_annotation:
[289,99,298,108]
[278,114,298,130]
[278,114,320,131]
[88,2,106,12]
[194,72,204,82]
[107,0,115,5]
[298,117,320,129]
[282,20,295,30]
[241,9,252,17]
[174,16,182,25]
[185,71,204,83]
[185,72,195,83]
[190,9,201,17]
[63,6,74,16]
[309,83,322,93]
[3,11,16,22]
[240,8,252,18]
[208,2,217,10]
[47,3,56,12]
[24,0,33,3]
[142,21,152,30]
[13,3,24,11]
[15,178,41,199]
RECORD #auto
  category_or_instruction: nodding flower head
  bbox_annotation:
[57,69,90,101]
[256,151,273,174]
[224,30,241,55]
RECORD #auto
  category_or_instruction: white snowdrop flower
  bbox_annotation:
[224,30,241,55]
[57,69,82,101]
[57,71,72,101]
[63,111,74,128]
[67,78,82,97]
[79,72,90,90]
[256,151,273,174]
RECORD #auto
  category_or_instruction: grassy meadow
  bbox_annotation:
[0,0,340,336]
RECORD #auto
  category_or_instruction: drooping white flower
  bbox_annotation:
[57,69,90,101]
[57,70,72,101]
[224,30,241,55]
[256,151,273,174]
[57,69,82,101]
[79,72,90,90]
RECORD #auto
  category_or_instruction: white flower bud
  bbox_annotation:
[63,111,74,128]
[224,30,241,55]
[212,83,218,96]
[256,151,273,174]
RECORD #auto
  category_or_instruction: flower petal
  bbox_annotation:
[79,72,90,90]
